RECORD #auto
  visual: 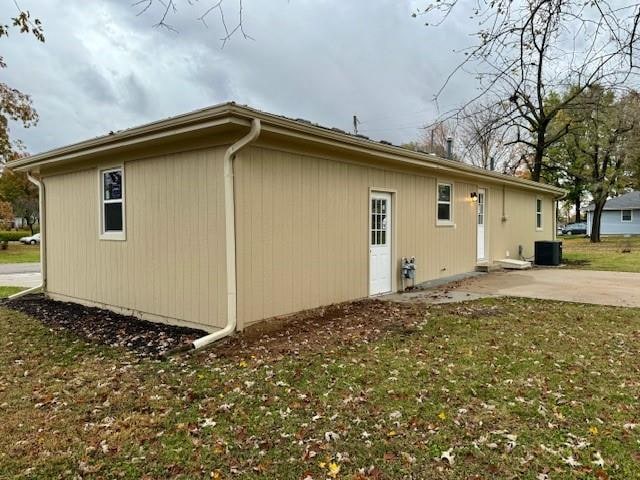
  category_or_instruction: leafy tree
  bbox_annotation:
[0,199,14,229]
[0,6,44,164]
[0,168,38,233]
[544,99,588,223]
[550,86,639,242]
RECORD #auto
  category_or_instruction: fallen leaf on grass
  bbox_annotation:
[440,448,455,465]
[563,455,581,467]
[327,462,340,478]
[592,451,605,468]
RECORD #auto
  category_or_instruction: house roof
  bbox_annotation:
[9,102,565,197]
[586,191,640,211]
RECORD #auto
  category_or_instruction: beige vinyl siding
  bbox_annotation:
[41,139,556,333]
[487,187,554,261]
[234,146,480,329]
[43,147,228,331]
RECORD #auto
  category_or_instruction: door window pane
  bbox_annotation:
[371,198,389,246]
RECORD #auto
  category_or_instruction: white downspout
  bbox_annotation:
[8,171,46,300]
[192,118,261,350]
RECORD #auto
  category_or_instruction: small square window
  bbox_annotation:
[622,210,633,222]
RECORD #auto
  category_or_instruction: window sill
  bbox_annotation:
[436,221,455,228]
[100,232,126,241]
[535,228,543,232]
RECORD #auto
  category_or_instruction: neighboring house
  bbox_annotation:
[9,103,563,337]
[585,191,640,236]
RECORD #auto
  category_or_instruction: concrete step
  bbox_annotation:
[475,262,502,273]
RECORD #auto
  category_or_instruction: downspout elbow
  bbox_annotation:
[8,171,45,300]
[192,118,261,350]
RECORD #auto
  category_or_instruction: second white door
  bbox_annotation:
[477,188,486,260]
[369,192,392,295]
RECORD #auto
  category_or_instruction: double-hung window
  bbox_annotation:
[437,183,453,224]
[536,198,543,230]
[622,210,633,222]
[100,167,125,240]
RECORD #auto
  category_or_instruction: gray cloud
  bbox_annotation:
[5,0,478,154]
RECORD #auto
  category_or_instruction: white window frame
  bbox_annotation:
[436,182,454,226]
[535,197,543,231]
[99,166,126,241]
[621,209,633,222]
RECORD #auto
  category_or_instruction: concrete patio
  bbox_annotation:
[386,268,640,308]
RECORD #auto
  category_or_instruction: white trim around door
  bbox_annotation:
[369,191,393,295]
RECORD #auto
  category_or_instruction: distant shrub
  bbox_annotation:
[0,231,34,242]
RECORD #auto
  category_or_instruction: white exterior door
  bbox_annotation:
[477,188,486,261]
[369,192,392,295]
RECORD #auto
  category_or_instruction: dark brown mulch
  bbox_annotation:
[2,294,207,358]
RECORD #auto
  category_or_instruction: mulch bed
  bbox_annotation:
[2,294,207,358]
[2,295,437,362]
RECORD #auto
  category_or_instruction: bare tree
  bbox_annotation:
[457,102,512,171]
[419,120,457,159]
[133,0,252,46]
[415,0,640,182]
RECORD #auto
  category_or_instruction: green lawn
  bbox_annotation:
[562,235,640,272]
[0,243,40,264]
[0,286,25,298]
[1,298,640,478]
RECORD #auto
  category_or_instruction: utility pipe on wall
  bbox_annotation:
[192,118,262,350]
[8,171,46,300]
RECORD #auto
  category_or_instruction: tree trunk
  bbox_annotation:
[590,199,607,243]
[574,196,581,223]
[531,145,544,182]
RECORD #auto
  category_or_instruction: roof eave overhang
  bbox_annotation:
[9,103,565,197]
[9,103,243,171]
[234,107,565,197]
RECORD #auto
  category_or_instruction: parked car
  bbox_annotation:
[19,233,40,245]
[560,223,587,235]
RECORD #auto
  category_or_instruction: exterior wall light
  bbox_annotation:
[470,192,478,202]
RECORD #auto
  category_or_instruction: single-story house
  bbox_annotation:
[585,191,640,236]
[9,103,564,348]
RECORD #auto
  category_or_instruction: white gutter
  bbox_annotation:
[192,118,261,350]
[8,172,46,300]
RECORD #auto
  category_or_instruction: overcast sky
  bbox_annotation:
[3,0,479,154]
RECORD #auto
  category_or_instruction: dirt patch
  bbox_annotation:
[2,294,206,358]
[208,298,424,361]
